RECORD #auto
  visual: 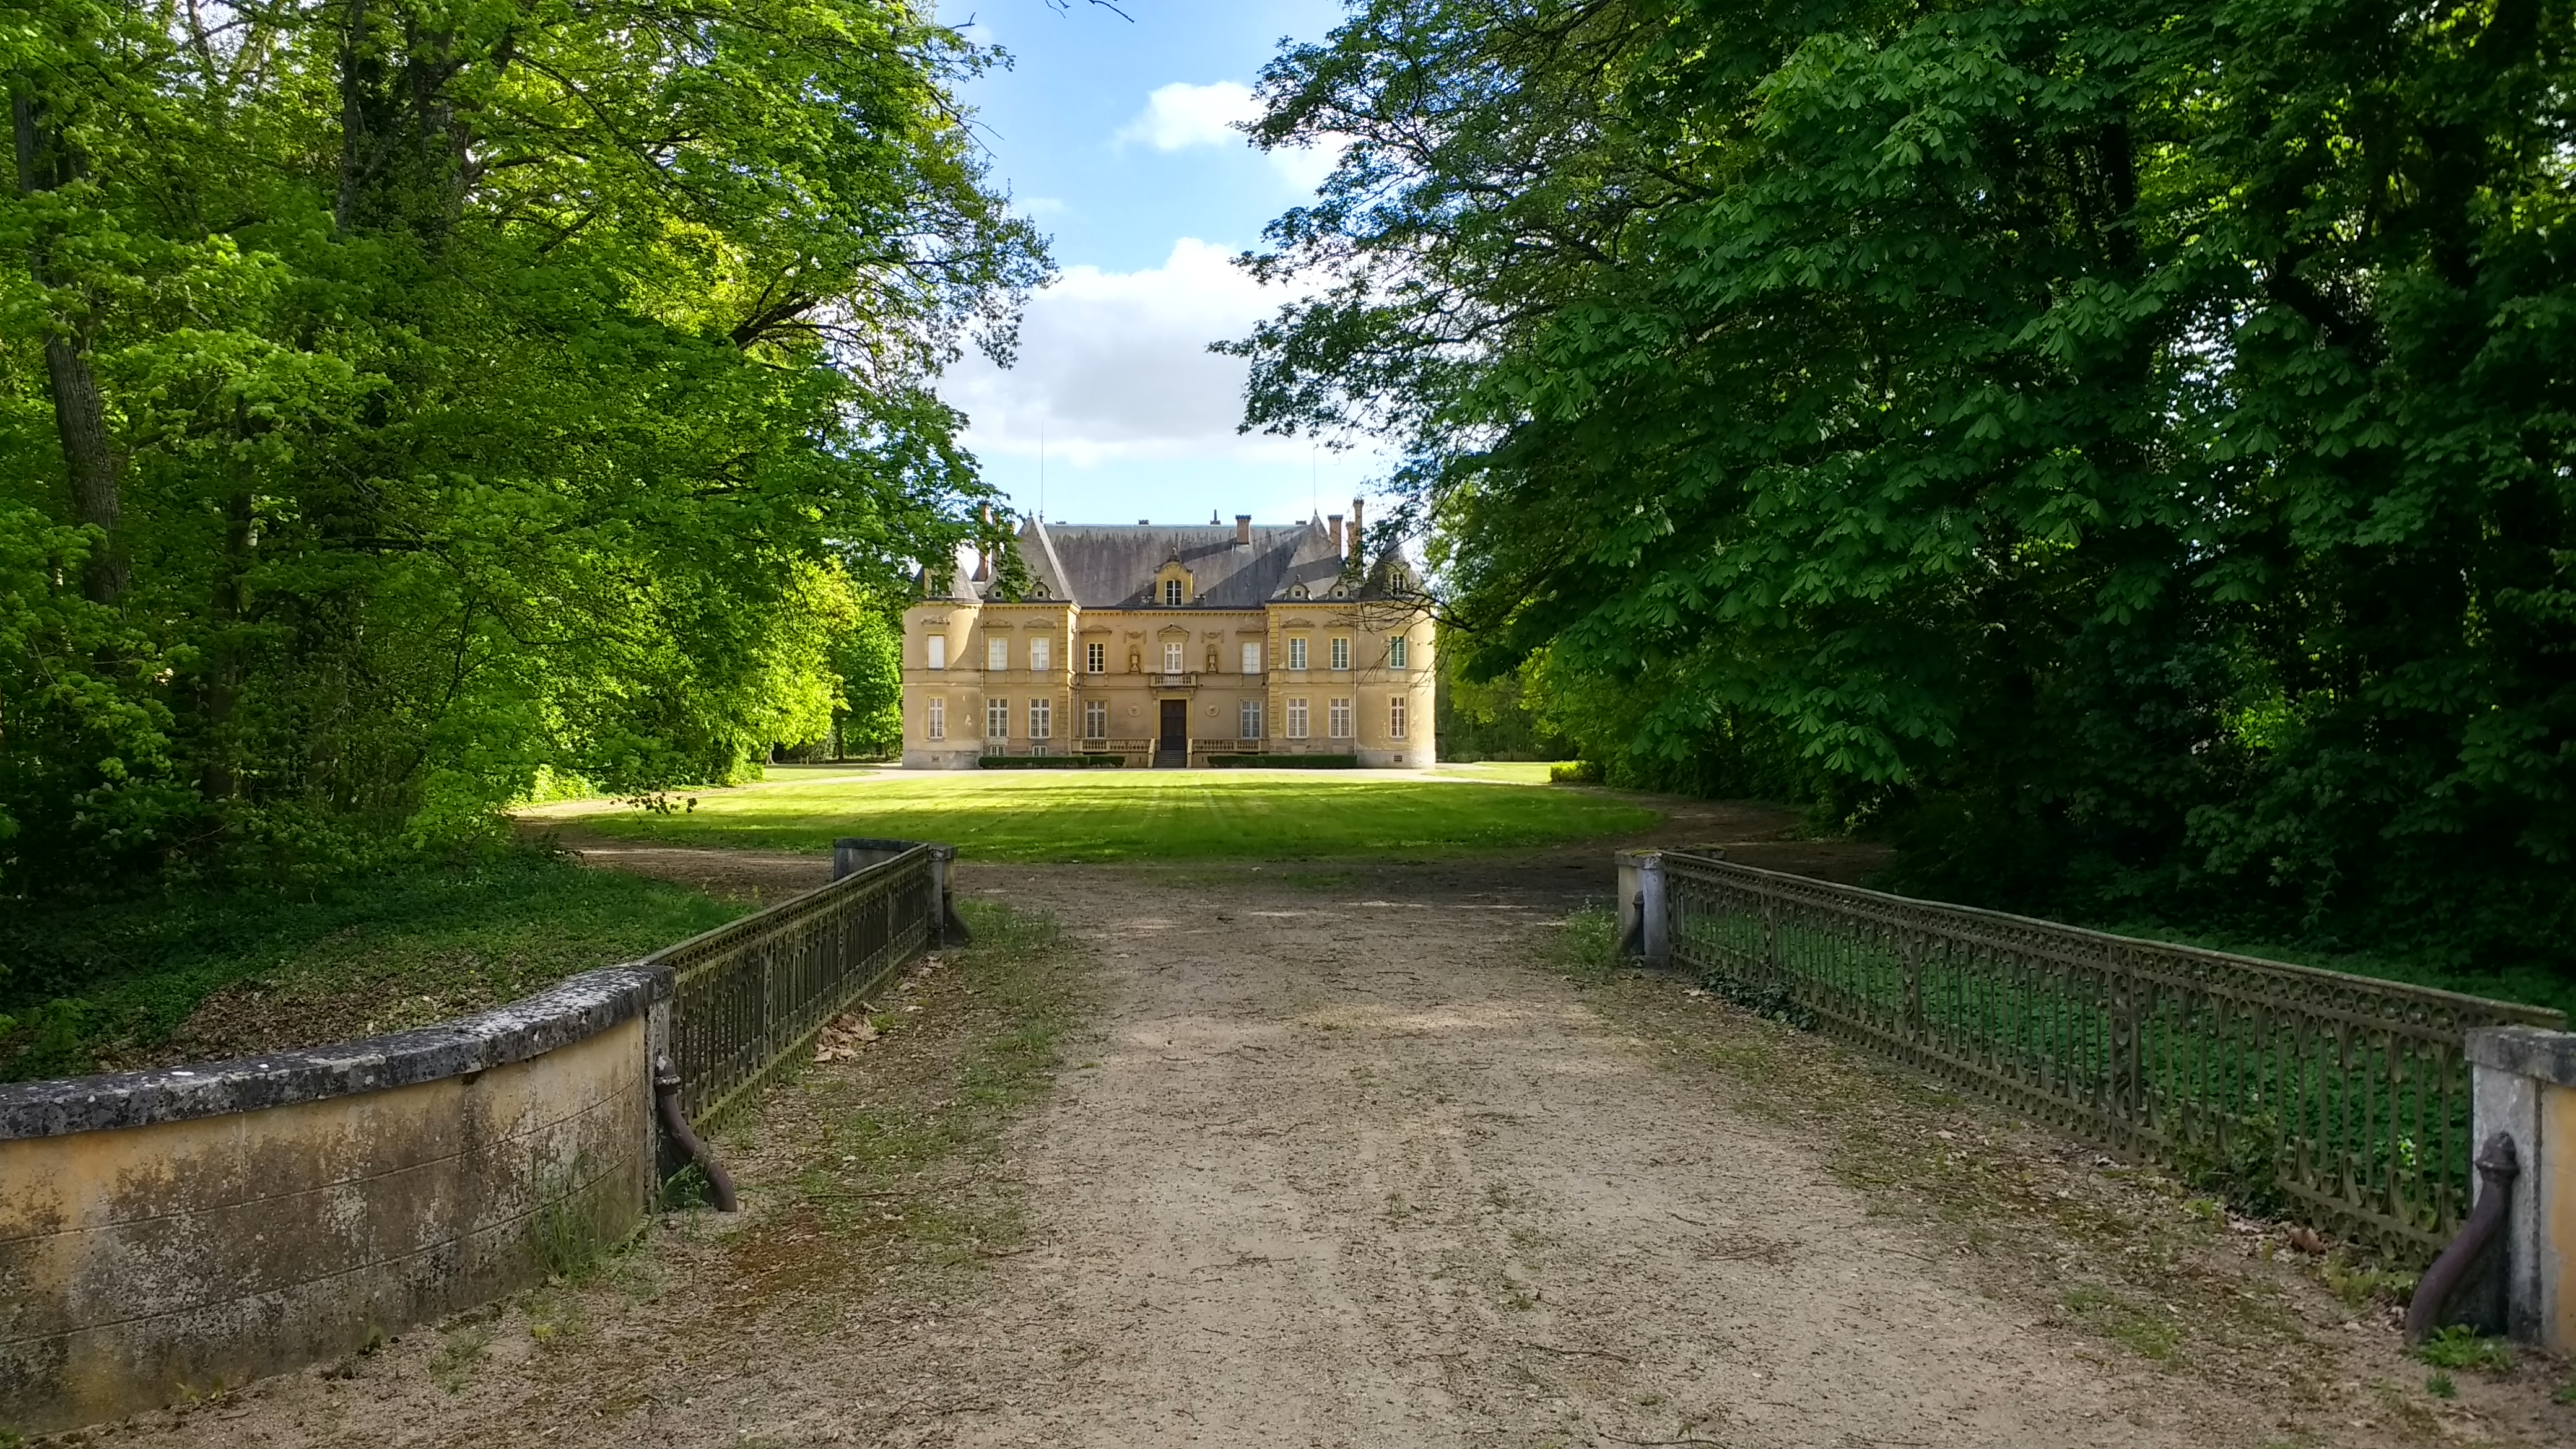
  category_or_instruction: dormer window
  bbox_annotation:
[1287,583,1309,599]
[1164,578,1183,606]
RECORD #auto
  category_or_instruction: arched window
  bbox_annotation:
[1164,578,1184,606]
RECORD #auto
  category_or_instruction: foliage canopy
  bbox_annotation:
[4,0,1041,891]
[1235,0,2576,973]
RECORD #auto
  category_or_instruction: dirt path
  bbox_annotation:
[88,846,2572,1448]
[934,865,2195,1447]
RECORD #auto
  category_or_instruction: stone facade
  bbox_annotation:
[901,511,1434,768]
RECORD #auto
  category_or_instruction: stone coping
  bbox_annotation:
[0,964,671,1141]
[2468,1025,2576,1088]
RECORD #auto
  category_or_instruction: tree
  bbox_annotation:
[833,599,907,759]
[2,0,1045,892]
[1234,0,2576,972]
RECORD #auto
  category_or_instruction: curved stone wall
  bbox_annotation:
[0,965,668,1433]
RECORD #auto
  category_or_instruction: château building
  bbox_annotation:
[901,506,1434,768]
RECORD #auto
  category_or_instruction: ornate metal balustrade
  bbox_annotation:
[650,845,938,1130]
[1662,852,2564,1260]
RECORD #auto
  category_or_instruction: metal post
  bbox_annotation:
[1761,897,1780,992]
[1901,928,1923,1042]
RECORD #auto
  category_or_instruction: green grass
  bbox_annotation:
[2413,1325,2514,1373]
[546,770,1660,863]
[0,850,744,1082]
[1544,902,1625,985]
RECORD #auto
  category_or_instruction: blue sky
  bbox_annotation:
[933,1,1384,531]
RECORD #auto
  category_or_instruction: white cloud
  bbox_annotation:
[943,238,1360,470]
[1116,80,1259,151]
[1114,80,1346,194]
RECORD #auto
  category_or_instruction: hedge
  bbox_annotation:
[1206,754,1362,768]
[978,754,1123,769]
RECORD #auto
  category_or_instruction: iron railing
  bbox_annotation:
[650,845,938,1130]
[1662,853,2564,1261]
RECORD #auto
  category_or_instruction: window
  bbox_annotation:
[1286,698,1308,739]
[986,698,1009,739]
[1328,697,1352,739]
[1164,578,1183,606]
[1239,700,1264,739]
[1163,642,1183,674]
[986,637,1008,671]
[1240,642,1261,674]
[1087,642,1105,674]
[1390,697,1408,739]
[1084,700,1107,738]
[1388,637,1408,670]
[1329,637,1351,671]
[1029,638,1051,673]
[926,698,946,740]
[1287,637,1308,671]
[926,635,946,671]
[1029,698,1051,740]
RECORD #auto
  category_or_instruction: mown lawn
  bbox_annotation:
[0,851,743,1082]
[545,770,1661,863]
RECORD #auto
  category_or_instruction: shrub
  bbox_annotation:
[1549,760,1604,784]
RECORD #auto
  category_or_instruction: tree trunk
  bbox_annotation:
[12,89,126,604]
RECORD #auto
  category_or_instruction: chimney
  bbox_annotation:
[1235,513,1252,547]
[1349,498,1364,563]
[1326,513,1343,555]
[977,503,993,579]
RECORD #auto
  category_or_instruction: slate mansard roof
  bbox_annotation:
[945,518,1399,609]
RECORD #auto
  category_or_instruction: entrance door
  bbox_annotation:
[1158,699,1188,755]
